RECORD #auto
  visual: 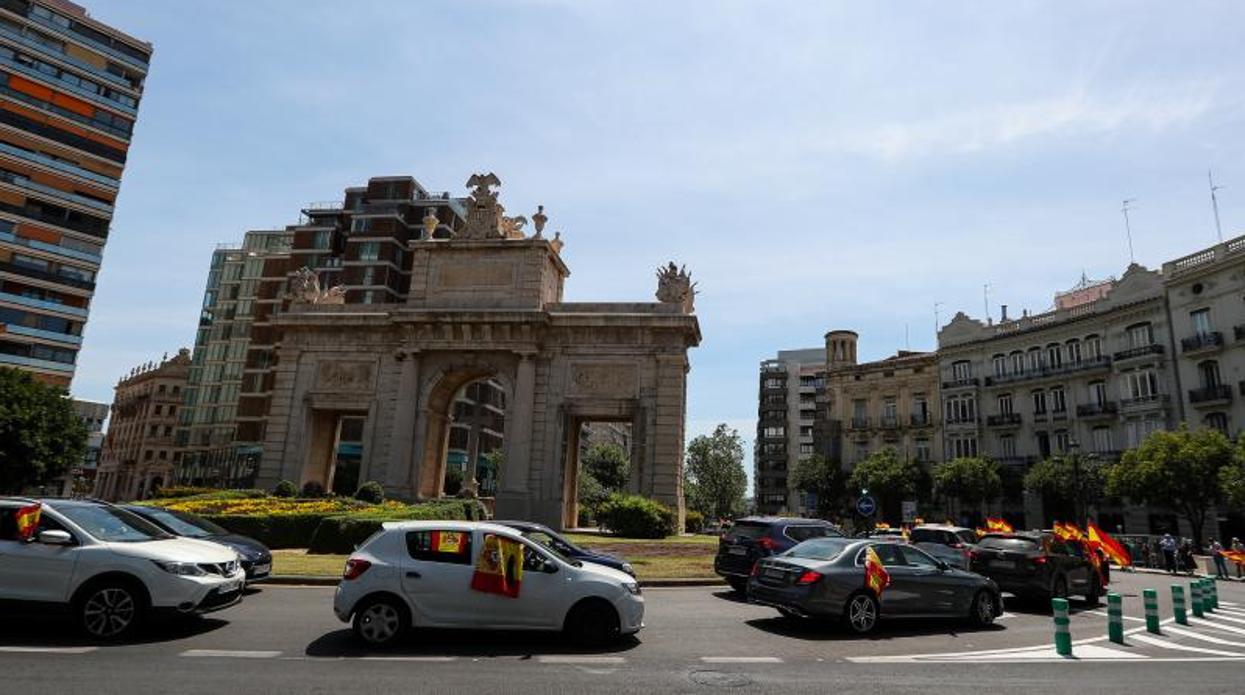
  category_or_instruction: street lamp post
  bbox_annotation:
[1068,440,1082,528]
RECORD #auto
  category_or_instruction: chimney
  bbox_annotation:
[1000,304,1009,322]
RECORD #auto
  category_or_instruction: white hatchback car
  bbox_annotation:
[333,520,644,646]
[0,498,246,640]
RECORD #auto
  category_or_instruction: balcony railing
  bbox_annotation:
[984,356,1112,386]
[1189,384,1233,405]
[1121,394,1170,409]
[942,377,979,389]
[986,413,1022,427]
[910,413,932,427]
[849,416,871,430]
[880,415,900,429]
[945,414,979,425]
[1182,332,1224,353]
[1113,344,1165,362]
[1076,401,1119,418]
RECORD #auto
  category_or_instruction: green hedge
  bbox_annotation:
[202,512,327,549]
[308,501,475,554]
[595,493,677,539]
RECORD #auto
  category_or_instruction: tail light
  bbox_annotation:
[950,543,965,549]
[1031,556,1048,567]
[795,570,823,585]
[750,561,761,577]
[342,558,372,580]
[969,550,980,561]
[757,536,777,552]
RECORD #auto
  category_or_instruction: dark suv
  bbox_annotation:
[969,532,1101,604]
[714,517,842,593]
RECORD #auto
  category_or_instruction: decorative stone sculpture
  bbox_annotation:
[656,262,697,313]
[532,205,547,237]
[461,172,505,240]
[288,266,346,305]
[422,207,439,240]
[500,215,528,240]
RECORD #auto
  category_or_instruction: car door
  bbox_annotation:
[398,528,479,627]
[462,532,565,629]
[1062,539,1093,594]
[866,543,917,615]
[0,508,79,603]
[899,545,962,615]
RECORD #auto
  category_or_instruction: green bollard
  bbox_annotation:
[1172,585,1188,625]
[1192,581,1205,618]
[1107,592,1124,644]
[1143,589,1160,634]
[1208,578,1220,610]
[1201,579,1215,613]
[1052,597,1073,657]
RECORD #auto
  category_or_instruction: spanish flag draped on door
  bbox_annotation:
[471,533,524,598]
[15,502,41,541]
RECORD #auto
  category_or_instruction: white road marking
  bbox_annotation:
[1200,612,1245,626]
[360,656,457,662]
[537,656,626,665]
[0,646,97,654]
[848,644,1144,663]
[1162,625,1245,648]
[1190,619,1245,636]
[1129,634,1245,657]
[180,649,282,659]
[996,612,1018,620]
[700,656,783,664]
[1088,611,1145,623]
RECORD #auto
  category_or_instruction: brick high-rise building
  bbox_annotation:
[0,0,150,386]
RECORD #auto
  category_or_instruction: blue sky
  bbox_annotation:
[73,1,1245,485]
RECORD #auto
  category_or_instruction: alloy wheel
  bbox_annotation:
[976,592,995,624]
[82,587,136,638]
[358,603,401,644]
[848,594,877,633]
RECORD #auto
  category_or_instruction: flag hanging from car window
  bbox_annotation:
[431,530,466,555]
[471,533,524,598]
[863,545,890,597]
[15,502,40,541]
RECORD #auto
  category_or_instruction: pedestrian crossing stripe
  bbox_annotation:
[1129,633,1245,657]
[1163,625,1245,649]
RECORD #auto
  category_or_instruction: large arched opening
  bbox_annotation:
[416,367,512,507]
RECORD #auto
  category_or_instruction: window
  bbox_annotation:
[882,399,897,420]
[406,530,472,565]
[1205,413,1229,433]
[312,230,331,249]
[1031,389,1047,414]
[901,546,939,568]
[1053,430,1070,454]
[763,426,785,438]
[852,399,867,419]
[1127,322,1153,348]
[357,242,380,261]
[785,525,837,542]
[997,393,1013,415]
[1065,339,1082,364]
[912,395,929,422]
[1009,351,1024,374]
[1049,387,1066,413]
[1046,344,1062,369]
[799,443,814,454]
[1198,360,1221,389]
[914,438,931,462]
[1124,369,1158,400]
[952,361,972,381]
[799,426,813,438]
[945,395,976,423]
[992,354,1007,377]
[1036,431,1051,458]
[1092,427,1113,453]
[1190,308,1212,336]
[998,434,1016,458]
[1085,335,1102,360]
[1027,347,1043,372]
[351,217,372,233]
[948,435,978,458]
[1089,381,1108,405]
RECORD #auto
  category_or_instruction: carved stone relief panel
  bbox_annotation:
[316,361,376,391]
[568,363,639,398]
[435,262,517,289]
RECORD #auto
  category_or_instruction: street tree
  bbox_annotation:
[1106,426,1234,548]
[0,367,87,494]
[1023,455,1106,526]
[848,447,925,523]
[582,442,630,491]
[790,454,848,519]
[1220,437,1245,508]
[933,457,1002,521]
[685,423,747,519]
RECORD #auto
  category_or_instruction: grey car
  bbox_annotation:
[747,538,1002,635]
[909,525,978,570]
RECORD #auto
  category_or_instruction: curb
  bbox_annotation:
[264,575,726,588]
[1120,564,1245,582]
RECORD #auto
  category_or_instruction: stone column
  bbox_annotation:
[652,354,688,528]
[385,350,420,495]
[501,353,535,495]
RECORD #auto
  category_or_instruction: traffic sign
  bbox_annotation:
[856,496,877,517]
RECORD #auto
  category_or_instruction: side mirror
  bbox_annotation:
[543,559,560,574]
[37,530,73,546]
[936,561,950,571]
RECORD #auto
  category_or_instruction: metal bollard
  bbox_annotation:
[1172,585,1188,625]
[1191,581,1205,618]
[1052,597,1073,656]
[1107,592,1124,644]
[1207,578,1219,610]
[1201,579,1215,613]
[1143,589,1160,634]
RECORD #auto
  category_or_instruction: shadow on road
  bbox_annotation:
[305,628,640,659]
[0,611,228,647]
[709,589,749,604]
[743,615,1006,642]
[999,595,1101,616]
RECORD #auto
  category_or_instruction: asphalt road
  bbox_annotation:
[4,571,1245,694]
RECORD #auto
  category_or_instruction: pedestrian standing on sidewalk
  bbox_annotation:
[1211,538,1229,579]
[1234,537,1244,579]
[1160,533,1178,574]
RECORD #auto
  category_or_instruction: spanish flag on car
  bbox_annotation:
[470,533,524,598]
[1087,522,1131,568]
[986,517,1014,533]
[431,530,466,555]
[863,546,890,597]
[15,502,40,541]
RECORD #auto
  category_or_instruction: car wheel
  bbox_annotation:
[352,597,409,647]
[969,590,996,627]
[843,592,879,635]
[565,599,622,646]
[727,577,748,595]
[78,582,144,641]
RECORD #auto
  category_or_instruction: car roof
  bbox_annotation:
[913,524,972,532]
[734,516,837,526]
[491,520,550,532]
[380,520,519,535]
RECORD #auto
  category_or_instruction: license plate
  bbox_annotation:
[252,563,271,575]
[990,559,1016,570]
[729,546,747,556]
[764,568,784,579]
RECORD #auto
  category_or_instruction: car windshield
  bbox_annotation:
[726,521,770,540]
[521,530,582,567]
[56,505,172,543]
[978,536,1039,552]
[784,538,851,561]
[138,508,227,538]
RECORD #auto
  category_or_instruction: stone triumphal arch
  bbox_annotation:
[255,174,701,528]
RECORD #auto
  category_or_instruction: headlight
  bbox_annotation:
[152,560,207,577]
[622,562,636,576]
[623,582,641,596]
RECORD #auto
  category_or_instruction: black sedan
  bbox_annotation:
[123,505,272,582]
[494,520,636,577]
[969,532,1102,604]
[748,538,1002,634]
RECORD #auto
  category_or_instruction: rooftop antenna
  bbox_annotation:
[1121,198,1137,264]
[933,301,944,347]
[1209,169,1224,242]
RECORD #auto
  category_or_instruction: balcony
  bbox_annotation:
[910,413,932,427]
[849,416,871,430]
[993,455,1035,468]
[1051,408,1069,421]
[984,356,1112,386]
[1235,325,1245,341]
[879,415,900,429]
[1121,393,1171,411]
[1076,401,1119,419]
[945,414,979,427]
[1113,344,1165,363]
[1189,384,1233,407]
[942,377,979,390]
[1182,332,1224,354]
[0,260,95,291]
[986,413,1022,428]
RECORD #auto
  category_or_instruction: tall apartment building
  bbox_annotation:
[1162,233,1245,435]
[0,0,148,386]
[755,348,826,515]
[94,349,189,501]
[823,330,941,472]
[176,229,292,488]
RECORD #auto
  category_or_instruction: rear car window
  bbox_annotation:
[785,538,850,561]
[909,529,951,544]
[956,530,978,545]
[785,525,837,542]
[406,530,473,565]
[978,536,1039,552]
[725,521,770,540]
